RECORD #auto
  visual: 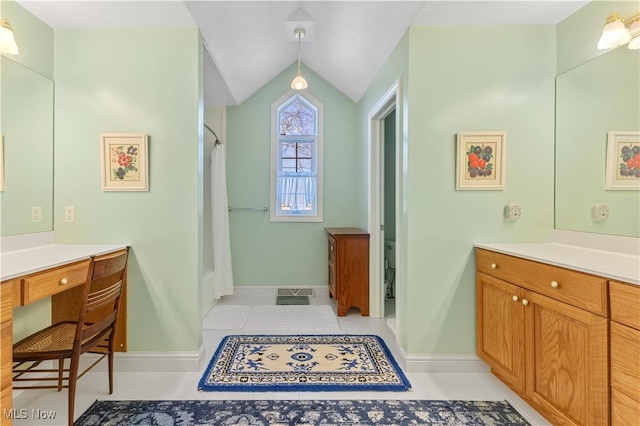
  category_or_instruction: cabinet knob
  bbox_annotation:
[512,295,519,302]
[60,278,68,285]
[550,281,559,289]
[491,263,497,269]
[522,299,529,306]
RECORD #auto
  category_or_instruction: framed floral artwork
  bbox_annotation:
[605,131,640,190]
[100,133,149,191]
[456,131,506,190]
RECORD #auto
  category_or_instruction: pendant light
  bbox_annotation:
[291,28,308,90]
[0,19,19,55]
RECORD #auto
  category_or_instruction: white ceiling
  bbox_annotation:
[16,1,589,106]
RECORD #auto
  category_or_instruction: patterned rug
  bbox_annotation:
[75,399,531,425]
[198,334,411,392]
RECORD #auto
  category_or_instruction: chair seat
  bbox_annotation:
[14,322,78,359]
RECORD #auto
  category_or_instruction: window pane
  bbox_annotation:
[298,159,312,172]
[281,143,296,158]
[297,143,312,159]
[279,96,316,136]
[281,159,297,172]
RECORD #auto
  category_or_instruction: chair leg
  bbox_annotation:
[68,357,80,426]
[108,348,114,394]
[58,359,63,391]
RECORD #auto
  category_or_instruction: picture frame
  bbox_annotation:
[605,131,640,190]
[100,133,149,191]
[0,134,4,192]
[456,131,506,190]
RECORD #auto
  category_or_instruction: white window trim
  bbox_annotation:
[270,89,324,222]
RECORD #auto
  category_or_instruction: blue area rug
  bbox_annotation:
[75,399,531,425]
[198,334,411,392]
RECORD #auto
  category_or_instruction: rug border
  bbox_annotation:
[197,334,411,392]
[75,399,531,426]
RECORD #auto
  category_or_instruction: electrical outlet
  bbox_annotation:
[31,206,42,223]
[591,203,609,222]
[504,203,522,221]
[64,206,75,223]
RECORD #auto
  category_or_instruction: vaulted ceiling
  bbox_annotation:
[16,1,589,106]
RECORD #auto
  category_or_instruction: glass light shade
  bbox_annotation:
[291,71,308,90]
[0,20,19,55]
[628,19,640,49]
[597,13,631,50]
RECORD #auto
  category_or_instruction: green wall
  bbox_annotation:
[52,28,204,352]
[357,31,410,346]
[358,26,556,355]
[226,63,359,286]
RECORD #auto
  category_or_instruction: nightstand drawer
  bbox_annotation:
[476,249,607,315]
[21,260,90,305]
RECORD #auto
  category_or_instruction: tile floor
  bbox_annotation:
[10,287,551,425]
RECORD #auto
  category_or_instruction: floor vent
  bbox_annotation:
[277,288,314,297]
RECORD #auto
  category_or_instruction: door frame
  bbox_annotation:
[367,80,401,319]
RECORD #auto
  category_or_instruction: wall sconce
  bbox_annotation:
[0,19,19,55]
[597,12,640,50]
[290,28,308,90]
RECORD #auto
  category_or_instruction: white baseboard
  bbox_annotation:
[106,346,206,372]
[399,347,490,373]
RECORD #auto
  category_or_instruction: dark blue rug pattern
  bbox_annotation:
[198,335,411,392]
[75,399,531,425]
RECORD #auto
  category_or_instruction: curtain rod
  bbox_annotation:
[204,123,221,145]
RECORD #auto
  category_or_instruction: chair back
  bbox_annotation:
[74,248,129,352]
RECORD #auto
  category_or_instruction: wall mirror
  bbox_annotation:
[555,47,640,238]
[0,56,54,236]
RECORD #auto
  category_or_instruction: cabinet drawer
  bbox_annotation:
[0,282,11,323]
[21,260,90,305]
[611,387,640,426]
[1,321,12,391]
[476,249,607,316]
[610,281,640,330]
[611,321,640,401]
[328,236,336,264]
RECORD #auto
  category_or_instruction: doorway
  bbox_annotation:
[367,80,401,324]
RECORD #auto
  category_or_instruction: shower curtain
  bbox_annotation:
[210,143,234,299]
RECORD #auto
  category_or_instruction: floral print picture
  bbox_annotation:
[100,133,149,191]
[456,131,506,190]
[606,131,640,190]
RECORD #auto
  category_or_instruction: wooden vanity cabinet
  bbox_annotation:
[609,281,640,425]
[325,228,369,316]
[476,248,609,426]
[1,281,13,426]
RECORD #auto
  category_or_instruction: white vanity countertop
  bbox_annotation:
[475,241,640,286]
[1,243,128,281]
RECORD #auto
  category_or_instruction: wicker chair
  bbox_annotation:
[12,248,129,426]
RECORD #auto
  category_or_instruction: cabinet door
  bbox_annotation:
[524,291,608,426]
[476,273,526,393]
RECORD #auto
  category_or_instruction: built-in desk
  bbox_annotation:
[0,235,127,425]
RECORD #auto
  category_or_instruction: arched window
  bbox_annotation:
[270,91,323,222]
